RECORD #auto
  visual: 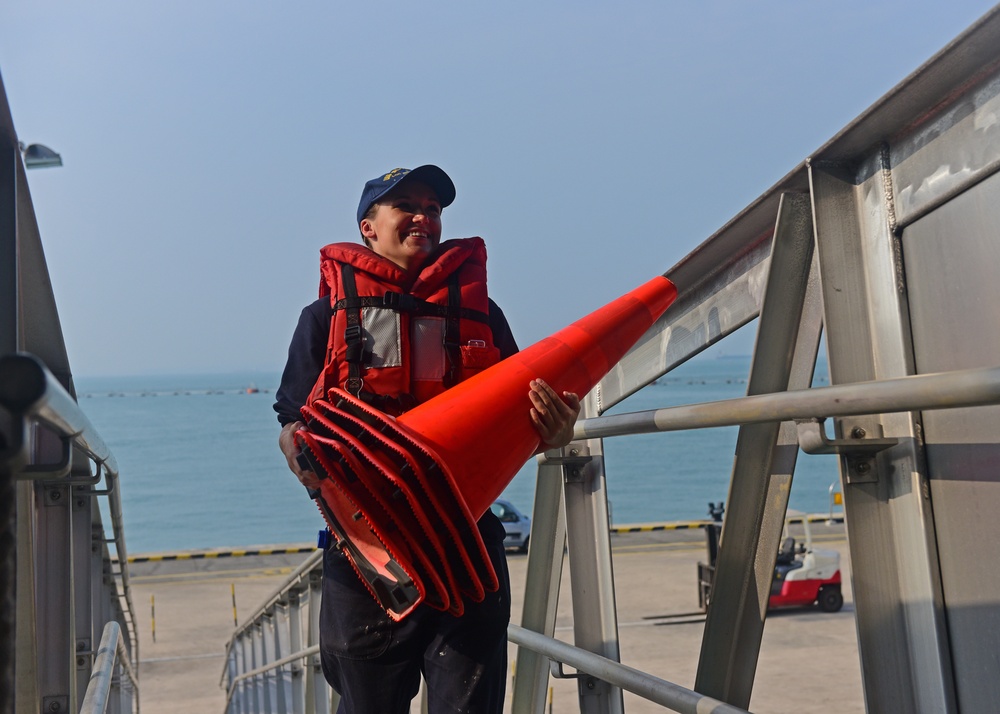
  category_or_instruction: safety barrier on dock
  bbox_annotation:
[120,515,846,562]
[610,515,843,535]
[125,545,317,563]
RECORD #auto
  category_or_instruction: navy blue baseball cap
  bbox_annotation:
[356,165,456,225]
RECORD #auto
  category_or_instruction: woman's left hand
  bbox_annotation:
[528,378,581,452]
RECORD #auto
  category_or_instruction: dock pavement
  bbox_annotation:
[127,521,862,714]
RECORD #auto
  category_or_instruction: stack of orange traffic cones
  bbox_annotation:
[296,275,677,619]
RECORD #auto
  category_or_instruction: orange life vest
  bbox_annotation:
[307,237,501,414]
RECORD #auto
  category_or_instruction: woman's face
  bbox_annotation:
[360,181,442,272]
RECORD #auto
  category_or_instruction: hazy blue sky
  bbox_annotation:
[2,1,996,377]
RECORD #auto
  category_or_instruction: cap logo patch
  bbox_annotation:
[383,168,409,182]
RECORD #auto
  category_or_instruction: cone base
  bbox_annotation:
[298,442,423,620]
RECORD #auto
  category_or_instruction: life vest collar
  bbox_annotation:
[318,238,487,300]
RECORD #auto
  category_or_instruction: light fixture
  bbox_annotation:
[18,142,63,169]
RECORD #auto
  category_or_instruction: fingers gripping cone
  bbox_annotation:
[297,275,677,619]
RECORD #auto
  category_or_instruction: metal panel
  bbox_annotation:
[810,164,955,714]
[36,482,75,714]
[900,168,1000,712]
[1,141,15,357]
[14,481,40,711]
[695,194,819,706]
[0,139,15,714]
[0,72,73,392]
[891,72,1000,229]
[72,488,93,708]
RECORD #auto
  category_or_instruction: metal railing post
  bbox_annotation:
[306,569,332,713]
[510,457,566,714]
[560,424,623,714]
[286,591,304,714]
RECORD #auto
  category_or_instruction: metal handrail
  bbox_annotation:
[577,365,1000,439]
[0,353,141,673]
[223,645,321,710]
[79,621,140,714]
[233,549,322,636]
[218,548,322,690]
[508,625,747,714]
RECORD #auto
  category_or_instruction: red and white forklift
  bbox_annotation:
[698,503,844,613]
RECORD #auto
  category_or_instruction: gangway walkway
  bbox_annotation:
[6,3,1000,713]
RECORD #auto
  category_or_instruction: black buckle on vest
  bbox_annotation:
[344,324,364,363]
[382,291,419,312]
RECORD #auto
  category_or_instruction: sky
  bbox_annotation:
[2,1,997,378]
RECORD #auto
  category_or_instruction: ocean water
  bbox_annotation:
[76,358,840,554]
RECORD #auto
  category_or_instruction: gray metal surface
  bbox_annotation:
[811,162,955,713]
[901,167,1000,712]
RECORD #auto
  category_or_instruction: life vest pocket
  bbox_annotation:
[461,340,501,370]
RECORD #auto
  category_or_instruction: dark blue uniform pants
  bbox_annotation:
[320,521,511,714]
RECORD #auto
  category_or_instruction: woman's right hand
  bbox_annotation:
[279,420,322,489]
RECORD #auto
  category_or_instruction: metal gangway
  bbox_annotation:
[0,70,139,713]
[6,3,1000,713]
[222,5,1000,713]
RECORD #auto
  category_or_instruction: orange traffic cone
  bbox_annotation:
[398,274,677,516]
[298,274,677,619]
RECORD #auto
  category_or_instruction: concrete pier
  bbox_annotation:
[128,522,862,713]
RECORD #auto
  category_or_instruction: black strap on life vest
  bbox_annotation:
[442,272,462,388]
[332,293,490,324]
[340,264,365,396]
